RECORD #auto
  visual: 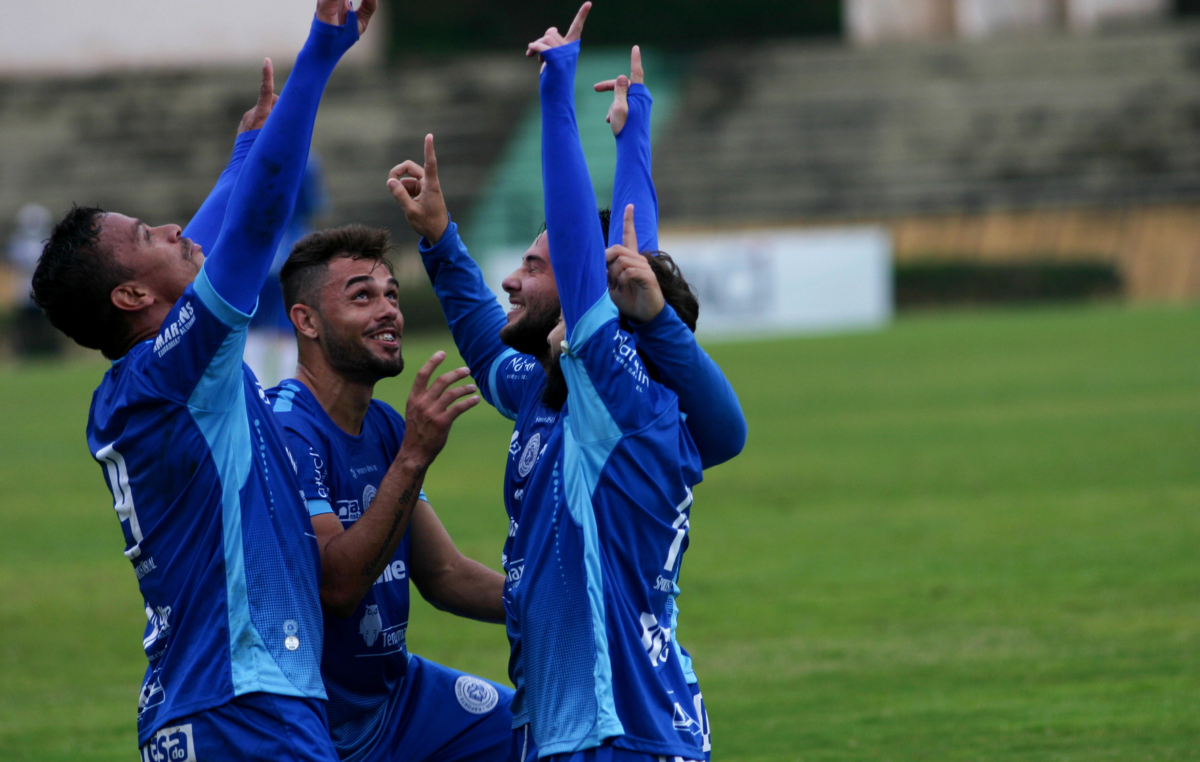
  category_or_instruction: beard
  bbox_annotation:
[541,354,568,411]
[322,322,404,381]
[499,300,561,359]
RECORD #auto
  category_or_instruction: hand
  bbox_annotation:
[387,134,450,244]
[398,351,479,467]
[594,45,645,136]
[315,0,378,36]
[238,59,277,135]
[526,2,591,60]
[605,204,664,323]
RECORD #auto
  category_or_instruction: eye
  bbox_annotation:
[352,290,369,300]
[386,290,398,302]
[144,227,152,243]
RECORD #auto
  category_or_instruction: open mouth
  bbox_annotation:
[368,329,399,345]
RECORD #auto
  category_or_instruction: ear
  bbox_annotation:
[111,282,153,313]
[290,303,321,340]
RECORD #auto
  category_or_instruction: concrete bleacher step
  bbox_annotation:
[653,22,1200,225]
[0,54,536,247]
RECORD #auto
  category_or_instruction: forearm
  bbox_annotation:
[319,454,427,616]
[183,130,259,251]
[418,221,518,410]
[634,305,747,468]
[611,86,658,253]
[419,558,506,624]
[541,43,609,332]
[206,15,357,312]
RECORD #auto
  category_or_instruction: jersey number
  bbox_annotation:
[96,444,145,559]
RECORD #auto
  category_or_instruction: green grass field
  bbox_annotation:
[1,304,1198,761]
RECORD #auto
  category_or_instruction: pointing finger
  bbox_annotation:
[622,204,638,252]
[566,2,591,42]
[631,45,644,84]
[424,134,439,185]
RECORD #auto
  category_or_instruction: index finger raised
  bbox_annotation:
[622,203,638,252]
[631,45,644,84]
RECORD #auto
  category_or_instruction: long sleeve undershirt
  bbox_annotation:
[183,129,259,252]
[540,42,608,336]
[204,13,359,313]
[608,81,747,467]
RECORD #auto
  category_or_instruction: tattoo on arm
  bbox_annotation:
[360,465,427,578]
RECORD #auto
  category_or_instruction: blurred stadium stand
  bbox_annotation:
[2,0,1199,315]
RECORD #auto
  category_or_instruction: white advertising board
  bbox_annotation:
[485,226,893,341]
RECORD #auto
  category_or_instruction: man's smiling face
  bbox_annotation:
[499,231,561,359]
[312,256,404,381]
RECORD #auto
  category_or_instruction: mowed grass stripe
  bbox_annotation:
[0,303,1197,761]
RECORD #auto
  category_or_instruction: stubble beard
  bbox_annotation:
[499,300,561,360]
[322,321,404,381]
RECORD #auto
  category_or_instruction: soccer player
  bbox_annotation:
[29,1,376,759]
[266,225,519,762]
[386,4,733,757]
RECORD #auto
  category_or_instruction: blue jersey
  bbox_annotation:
[87,271,326,746]
[492,41,708,757]
[87,13,362,746]
[268,380,428,758]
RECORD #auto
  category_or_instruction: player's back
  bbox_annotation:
[268,379,417,756]
[86,275,326,746]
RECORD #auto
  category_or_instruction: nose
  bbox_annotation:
[502,268,522,295]
[155,224,183,242]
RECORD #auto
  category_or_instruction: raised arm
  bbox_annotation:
[530,4,609,334]
[183,59,278,250]
[390,135,535,420]
[205,0,376,313]
[598,49,747,467]
[596,46,658,254]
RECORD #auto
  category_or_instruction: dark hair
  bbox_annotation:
[540,208,612,245]
[281,225,394,312]
[646,252,698,332]
[32,205,135,359]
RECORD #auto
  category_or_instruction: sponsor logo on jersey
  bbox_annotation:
[359,605,383,647]
[134,556,157,580]
[640,612,672,666]
[141,723,194,762]
[373,559,407,586]
[508,518,519,537]
[307,447,329,500]
[143,604,172,654]
[654,575,675,593]
[534,413,558,424]
[612,328,650,389]
[509,431,521,456]
[517,433,541,477]
[137,673,166,717]
[507,356,540,375]
[506,560,524,587]
[454,675,499,714]
[363,483,377,510]
[337,499,362,522]
[513,488,525,502]
[153,302,195,358]
[351,464,380,478]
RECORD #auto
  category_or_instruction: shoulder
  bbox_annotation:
[268,380,324,440]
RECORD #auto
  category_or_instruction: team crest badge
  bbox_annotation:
[517,433,541,478]
[454,675,499,714]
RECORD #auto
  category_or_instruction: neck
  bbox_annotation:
[116,303,173,357]
[294,352,376,436]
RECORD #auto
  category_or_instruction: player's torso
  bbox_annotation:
[89,347,323,741]
[270,385,413,718]
[499,333,709,754]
